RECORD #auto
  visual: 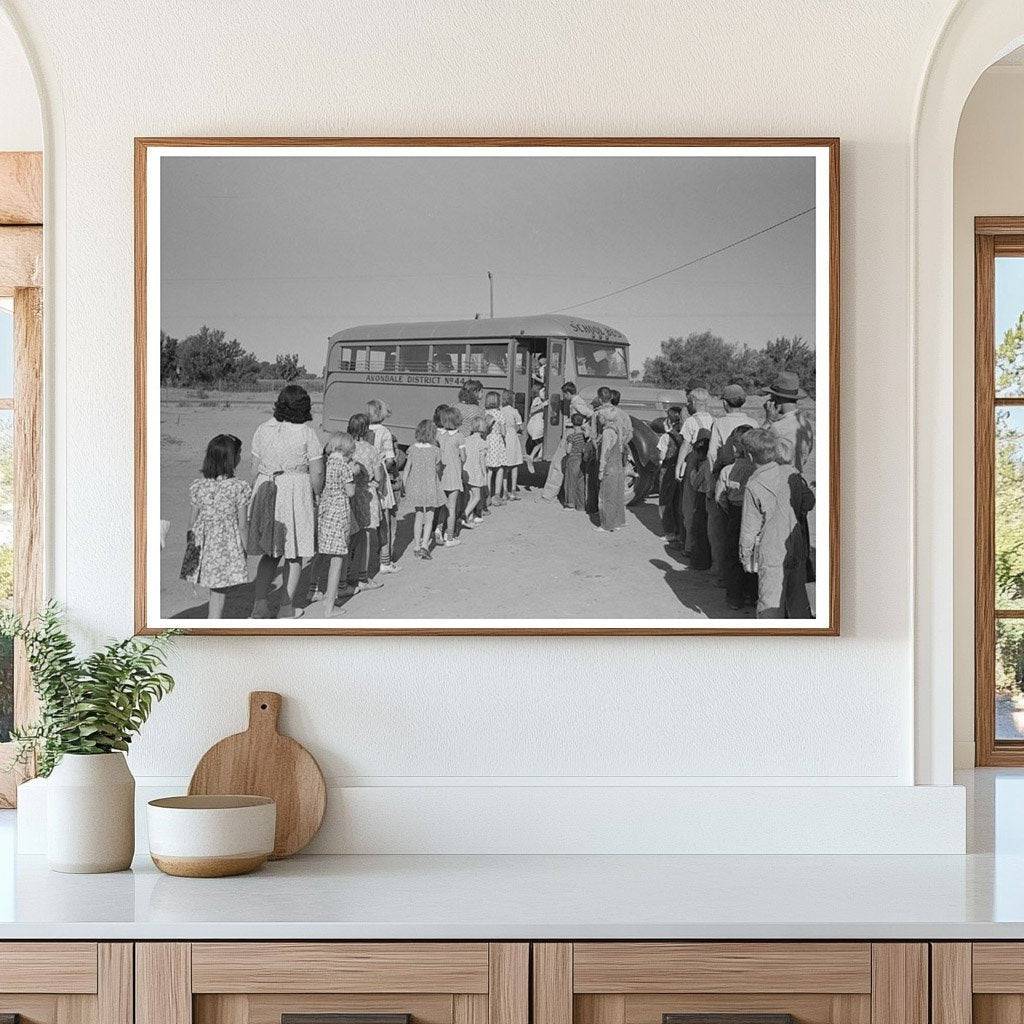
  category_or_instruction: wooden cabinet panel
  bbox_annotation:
[196,993,456,1024]
[0,943,98,994]
[870,945,927,1024]
[574,944,873,995]
[192,943,490,994]
[973,945,1024,993]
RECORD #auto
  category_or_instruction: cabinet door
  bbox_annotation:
[534,943,927,1024]
[137,943,528,1024]
[0,943,132,1024]
[935,943,1024,1024]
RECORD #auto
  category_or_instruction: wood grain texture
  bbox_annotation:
[573,943,872,994]
[0,998,58,1024]
[134,135,839,638]
[972,943,1024,992]
[534,944,573,1024]
[136,943,192,1024]
[577,996,626,1024]
[931,945,971,1024]
[489,943,528,1024]
[623,994,836,1024]
[831,995,872,1024]
[55,994,95,1024]
[97,946,133,1024]
[191,942,489,994]
[0,943,97,993]
[454,994,487,1024]
[870,945,927,1024]
[975,995,1024,1024]
[194,995,248,1024]
[0,226,41,288]
[188,691,326,859]
[0,153,42,224]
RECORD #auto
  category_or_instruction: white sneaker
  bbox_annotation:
[444,537,462,547]
[379,562,402,574]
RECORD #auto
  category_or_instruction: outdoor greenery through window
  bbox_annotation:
[993,258,1024,739]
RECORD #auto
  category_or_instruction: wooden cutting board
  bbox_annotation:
[188,691,326,859]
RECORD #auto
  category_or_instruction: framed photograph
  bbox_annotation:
[135,137,839,636]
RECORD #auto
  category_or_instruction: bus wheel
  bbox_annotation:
[624,445,655,505]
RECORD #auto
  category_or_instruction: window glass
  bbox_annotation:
[549,344,563,376]
[575,341,628,378]
[367,345,398,372]
[396,344,430,372]
[328,344,365,372]
[996,406,1024,610]
[997,257,1024,396]
[468,343,508,376]
[430,343,467,375]
[997,620,1024,740]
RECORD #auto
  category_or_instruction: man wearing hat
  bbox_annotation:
[706,384,759,580]
[762,370,814,477]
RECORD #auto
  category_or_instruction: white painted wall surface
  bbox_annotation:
[0,0,983,851]
[952,66,1024,769]
[0,9,40,151]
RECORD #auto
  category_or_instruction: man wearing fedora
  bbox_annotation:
[763,370,814,477]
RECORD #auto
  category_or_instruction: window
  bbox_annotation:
[396,344,430,372]
[367,344,398,372]
[328,344,365,372]
[574,340,628,378]
[468,343,508,376]
[975,220,1024,764]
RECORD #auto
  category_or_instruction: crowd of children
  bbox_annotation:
[181,382,532,618]
[180,373,816,621]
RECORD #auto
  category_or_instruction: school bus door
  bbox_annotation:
[543,339,565,461]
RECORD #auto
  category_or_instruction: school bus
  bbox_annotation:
[322,314,681,501]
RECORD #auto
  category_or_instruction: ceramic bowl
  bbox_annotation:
[147,795,276,877]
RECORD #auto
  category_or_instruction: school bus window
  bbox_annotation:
[367,344,398,371]
[396,344,429,372]
[430,342,467,374]
[468,343,508,375]
[575,341,628,378]
[329,344,365,372]
[549,346,562,375]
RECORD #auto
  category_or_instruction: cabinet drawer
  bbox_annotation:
[0,942,98,993]
[535,943,925,1024]
[139,942,528,1024]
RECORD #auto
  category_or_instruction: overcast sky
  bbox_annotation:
[160,152,816,373]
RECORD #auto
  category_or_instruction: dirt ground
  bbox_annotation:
[159,392,815,621]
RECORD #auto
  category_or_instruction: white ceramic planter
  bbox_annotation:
[46,752,135,873]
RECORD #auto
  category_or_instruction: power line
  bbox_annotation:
[552,206,815,313]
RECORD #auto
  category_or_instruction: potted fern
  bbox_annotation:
[2,604,177,873]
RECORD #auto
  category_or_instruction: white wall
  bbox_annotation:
[0,9,40,151]
[2,0,972,851]
[952,66,1024,768]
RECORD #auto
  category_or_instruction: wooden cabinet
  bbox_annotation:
[533,943,928,1024]
[0,943,132,1024]
[136,943,528,1024]
[931,943,1024,1024]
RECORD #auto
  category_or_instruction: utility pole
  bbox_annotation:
[487,271,494,318]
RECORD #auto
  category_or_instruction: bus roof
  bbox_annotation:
[328,314,628,345]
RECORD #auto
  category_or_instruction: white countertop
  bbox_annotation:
[2,850,1024,940]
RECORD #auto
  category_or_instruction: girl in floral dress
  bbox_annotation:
[314,433,358,618]
[188,434,251,619]
[484,391,507,505]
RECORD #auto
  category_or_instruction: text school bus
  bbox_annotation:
[322,314,678,501]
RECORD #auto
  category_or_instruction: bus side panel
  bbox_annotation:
[322,373,508,447]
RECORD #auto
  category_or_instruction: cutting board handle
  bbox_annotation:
[248,691,282,734]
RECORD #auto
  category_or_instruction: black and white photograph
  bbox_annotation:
[136,140,838,634]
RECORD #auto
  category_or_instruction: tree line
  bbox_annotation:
[160,326,315,389]
[641,332,815,398]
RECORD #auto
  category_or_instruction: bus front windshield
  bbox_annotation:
[575,341,628,378]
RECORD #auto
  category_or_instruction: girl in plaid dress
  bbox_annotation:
[315,432,358,617]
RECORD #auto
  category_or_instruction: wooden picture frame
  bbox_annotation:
[135,137,840,637]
